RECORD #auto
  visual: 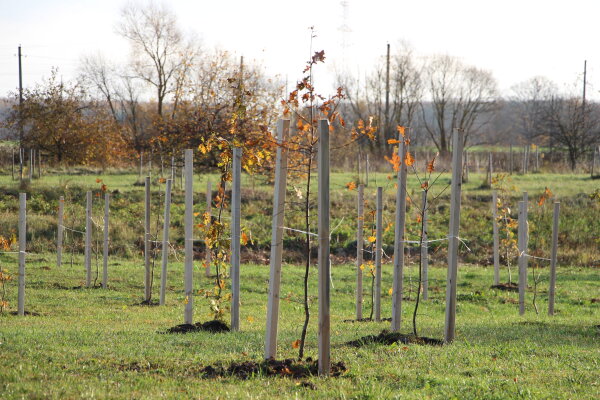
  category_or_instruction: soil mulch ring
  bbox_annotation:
[345,330,444,347]
[491,282,519,292]
[201,358,346,380]
[164,320,230,334]
[343,317,392,323]
[133,299,160,307]
[8,310,41,316]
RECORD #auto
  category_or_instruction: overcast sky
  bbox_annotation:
[1,0,599,99]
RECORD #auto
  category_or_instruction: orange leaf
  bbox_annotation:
[387,139,401,144]
[292,339,301,349]
[346,181,357,191]
[241,232,249,246]
[405,151,415,167]
[397,126,406,137]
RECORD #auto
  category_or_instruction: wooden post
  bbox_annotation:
[535,146,539,172]
[28,149,33,180]
[591,148,596,178]
[231,147,242,332]
[144,176,151,301]
[265,119,289,359]
[57,196,64,268]
[444,128,464,343]
[463,151,469,183]
[139,152,143,178]
[374,186,383,320]
[492,190,500,285]
[522,147,526,175]
[317,119,331,376]
[518,192,529,315]
[421,190,429,301]
[11,147,14,180]
[85,191,92,287]
[548,202,560,316]
[102,193,109,289]
[365,154,369,187]
[487,152,493,186]
[355,184,364,320]
[171,156,175,181]
[184,149,194,324]
[159,179,173,305]
[17,193,26,316]
[391,138,408,332]
[205,180,212,277]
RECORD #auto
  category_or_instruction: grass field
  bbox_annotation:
[0,255,598,399]
[0,169,599,399]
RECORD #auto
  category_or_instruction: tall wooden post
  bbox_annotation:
[265,119,289,359]
[391,138,408,332]
[102,193,109,289]
[548,202,560,316]
[355,184,364,320]
[444,128,464,343]
[492,190,500,285]
[518,192,529,315]
[205,180,212,277]
[317,119,331,376]
[487,152,493,186]
[184,149,194,324]
[57,196,64,268]
[144,176,151,301]
[17,193,26,316]
[374,186,383,320]
[509,143,513,174]
[159,179,173,305]
[231,147,242,331]
[421,190,429,300]
[85,191,92,288]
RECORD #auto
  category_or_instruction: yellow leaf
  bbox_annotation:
[367,236,376,243]
[359,264,365,271]
[184,296,189,305]
[388,288,393,295]
[247,316,255,323]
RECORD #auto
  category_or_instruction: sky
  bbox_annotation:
[1,0,600,99]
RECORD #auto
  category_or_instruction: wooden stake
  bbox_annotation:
[205,180,212,277]
[548,202,560,316]
[159,179,172,305]
[265,119,289,359]
[509,143,513,174]
[17,193,26,316]
[102,193,109,289]
[421,190,429,301]
[487,152,493,186]
[355,184,364,320]
[444,128,464,343]
[317,119,331,376]
[144,176,151,301]
[85,191,92,288]
[57,196,64,268]
[518,192,529,315]
[231,147,242,331]
[492,190,500,285]
[184,149,194,324]
[391,138,408,332]
[375,186,383,320]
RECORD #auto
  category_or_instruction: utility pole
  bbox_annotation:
[18,45,23,181]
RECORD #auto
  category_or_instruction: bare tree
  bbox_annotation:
[510,76,557,145]
[421,55,498,153]
[116,1,196,117]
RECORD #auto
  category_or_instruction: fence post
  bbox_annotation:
[17,193,26,316]
[205,180,212,277]
[28,149,33,180]
[356,184,364,320]
[159,179,173,306]
[487,152,493,186]
[144,176,151,302]
[184,149,194,324]
[492,190,500,285]
[375,186,383,320]
[57,196,64,268]
[444,128,464,343]
[518,192,529,315]
[85,191,92,288]
[421,190,429,300]
[102,193,109,289]
[265,119,289,359]
[509,143,513,174]
[548,202,560,316]
[231,147,242,332]
[391,137,408,332]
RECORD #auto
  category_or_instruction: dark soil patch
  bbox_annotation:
[345,330,443,347]
[9,310,41,316]
[590,298,600,303]
[201,358,346,379]
[343,317,392,323]
[134,299,160,307]
[491,282,519,292]
[164,320,230,334]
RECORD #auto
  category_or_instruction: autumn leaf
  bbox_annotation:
[387,139,401,144]
[427,155,437,173]
[397,125,406,137]
[246,315,255,323]
[241,231,249,246]
[405,151,415,167]
[359,264,366,271]
[367,236,376,243]
[346,181,357,191]
[421,181,429,190]
[292,339,301,349]
[388,288,393,295]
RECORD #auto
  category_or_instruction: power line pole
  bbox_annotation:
[18,45,23,181]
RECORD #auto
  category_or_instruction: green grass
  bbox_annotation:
[0,255,598,399]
